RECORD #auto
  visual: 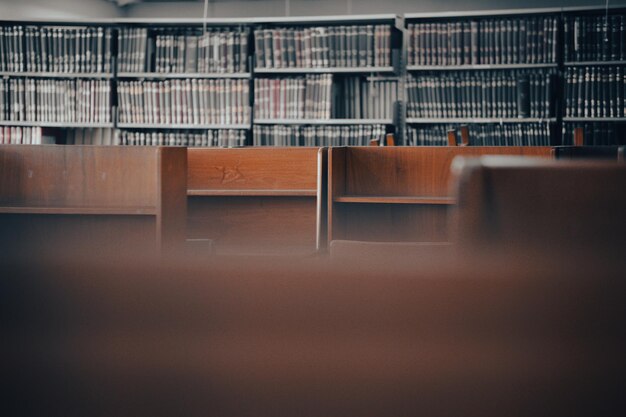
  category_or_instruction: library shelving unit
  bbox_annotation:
[0,19,117,145]
[251,14,403,146]
[4,6,626,146]
[560,6,626,146]
[113,18,254,147]
[404,8,561,147]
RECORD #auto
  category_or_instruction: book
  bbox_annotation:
[0,25,113,73]
[254,24,392,69]
[562,122,626,146]
[253,124,386,146]
[254,74,396,120]
[407,69,555,119]
[0,77,110,123]
[564,14,626,62]
[118,79,249,125]
[117,129,246,147]
[0,126,43,144]
[118,27,249,74]
[565,66,625,118]
[408,16,558,66]
[407,123,552,146]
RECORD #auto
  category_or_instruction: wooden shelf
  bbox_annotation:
[117,123,250,130]
[564,61,626,66]
[188,189,317,197]
[408,63,557,71]
[563,117,626,122]
[117,72,251,79]
[255,66,395,74]
[0,71,113,79]
[334,196,456,205]
[254,118,393,125]
[0,121,114,128]
[0,206,157,215]
[406,118,556,124]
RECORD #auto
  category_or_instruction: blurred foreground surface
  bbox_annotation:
[2,246,625,417]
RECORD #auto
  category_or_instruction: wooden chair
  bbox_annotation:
[0,145,187,258]
[451,156,626,252]
[328,147,552,246]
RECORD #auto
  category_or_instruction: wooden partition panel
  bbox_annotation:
[187,147,325,255]
[329,146,552,244]
[0,146,159,210]
[452,157,626,250]
[0,145,187,256]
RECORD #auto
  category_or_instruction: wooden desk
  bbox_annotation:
[187,147,327,255]
[328,146,552,244]
[0,145,187,256]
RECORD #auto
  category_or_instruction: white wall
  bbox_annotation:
[0,0,119,19]
[123,0,607,18]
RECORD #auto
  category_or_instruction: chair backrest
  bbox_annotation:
[450,156,626,252]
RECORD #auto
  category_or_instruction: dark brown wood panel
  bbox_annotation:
[0,145,159,208]
[332,203,449,242]
[0,145,188,256]
[188,196,317,255]
[452,157,626,249]
[342,146,552,198]
[187,147,319,193]
[187,148,324,255]
[0,214,157,257]
[328,146,553,244]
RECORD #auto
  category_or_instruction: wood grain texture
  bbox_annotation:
[187,147,319,193]
[342,146,553,198]
[187,148,323,255]
[452,158,626,249]
[328,146,553,244]
[0,145,188,255]
[455,158,626,247]
[187,196,317,255]
[157,147,188,252]
[332,203,450,242]
[0,145,159,208]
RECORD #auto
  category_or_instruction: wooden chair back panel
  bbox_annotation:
[187,148,319,193]
[0,145,159,208]
[341,147,552,198]
[453,157,626,248]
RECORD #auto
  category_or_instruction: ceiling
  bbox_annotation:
[107,0,205,7]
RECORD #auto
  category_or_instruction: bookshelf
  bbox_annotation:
[3,6,626,146]
[404,8,560,147]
